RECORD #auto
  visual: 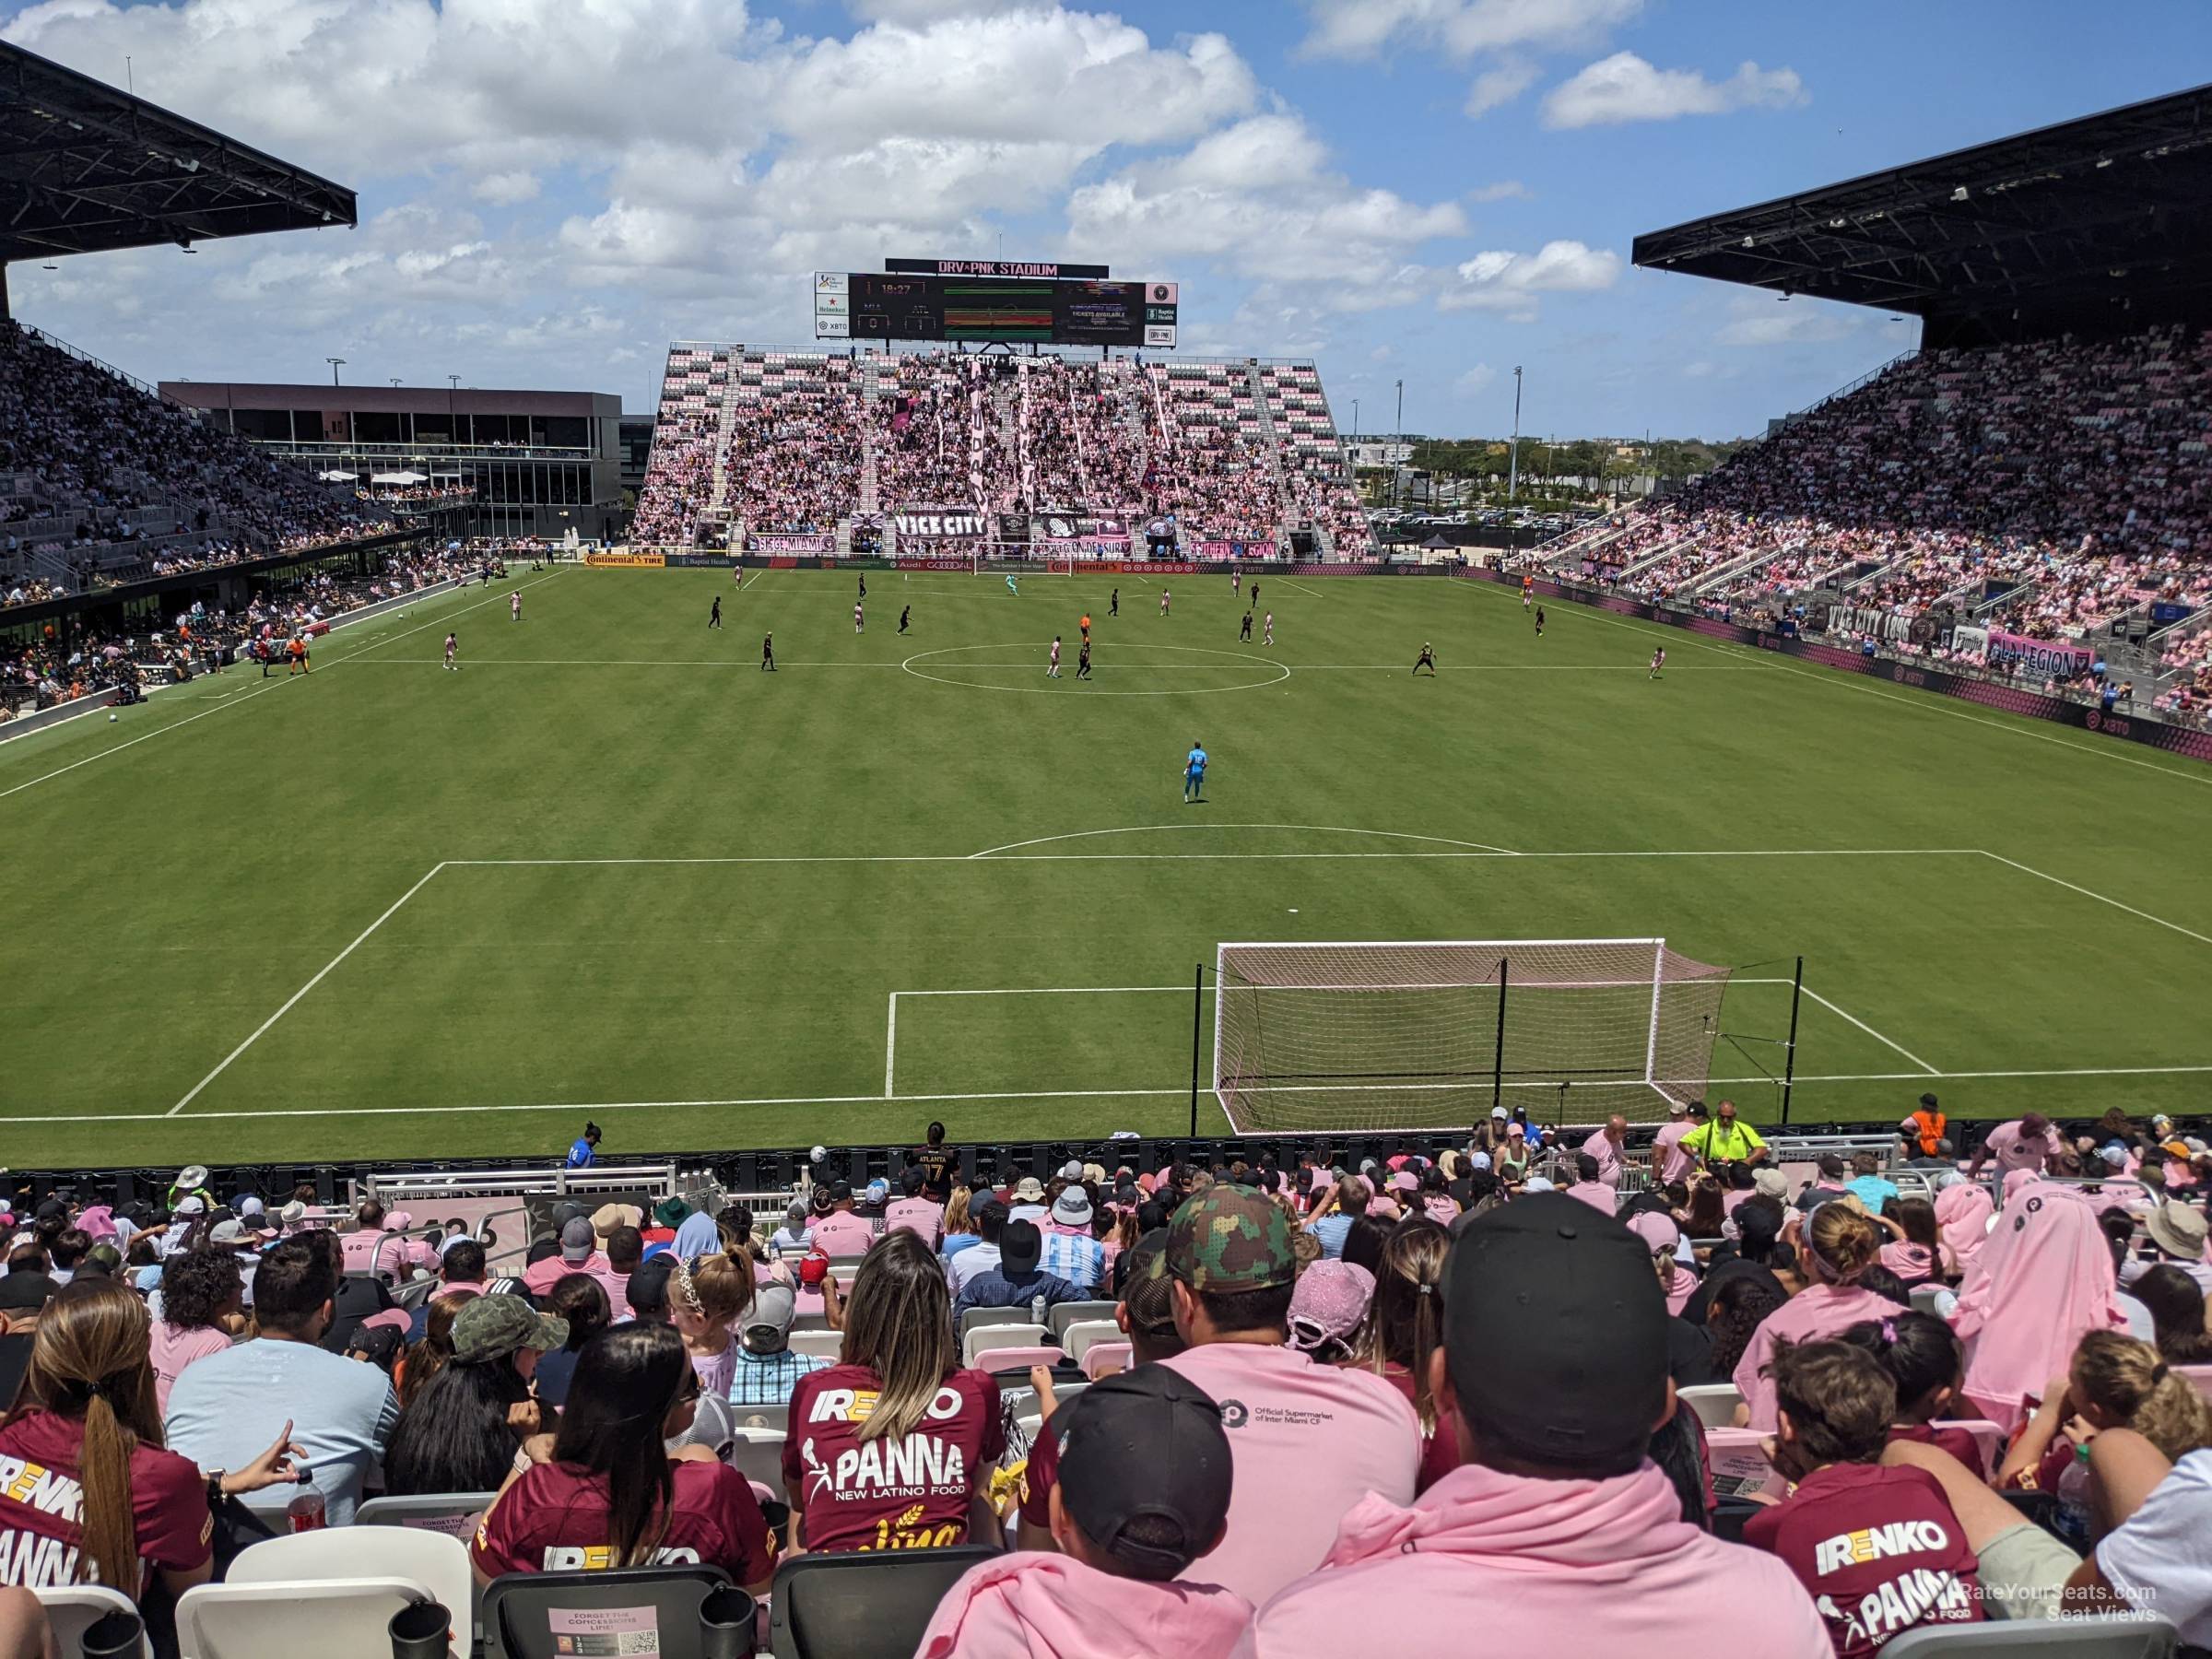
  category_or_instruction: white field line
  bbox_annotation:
[1465,577,2212,789]
[1276,578,1329,600]
[1800,988,1939,1075]
[0,571,567,804]
[37,1062,2212,1129]
[441,847,1977,867]
[347,657,1771,672]
[166,862,449,1114]
[885,994,897,1099]
[1978,853,2212,947]
[969,823,1521,859]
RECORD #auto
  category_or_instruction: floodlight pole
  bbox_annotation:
[1507,365,1523,506]
[326,357,346,386]
[1780,955,1804,1124]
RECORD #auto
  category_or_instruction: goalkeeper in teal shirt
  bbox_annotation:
[1183,741,1207,803]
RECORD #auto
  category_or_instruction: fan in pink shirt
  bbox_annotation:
[1953,1181,2128,1432]
[1967,1113,2061,1181]
[1252,1194,1829,1658]
[806,1185,877,1257]
[1625,1211,1698,1317]
[1580,1116,1630,1187]
[883,1167,942,1246]
[1734,1204,1900,1430]
[1156,1184,1420,1608]
[917,1367,1253,1659]
[1564,1152,1619,1215]
[1650,1100,1699,1185]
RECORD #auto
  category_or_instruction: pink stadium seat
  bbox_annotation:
[1079,1341,1132,1379]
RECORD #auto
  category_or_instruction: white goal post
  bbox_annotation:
[1211,937,1733,1134]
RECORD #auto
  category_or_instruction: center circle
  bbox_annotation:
[900,642,1292,698]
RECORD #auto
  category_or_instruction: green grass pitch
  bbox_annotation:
[3,562,2208,1170]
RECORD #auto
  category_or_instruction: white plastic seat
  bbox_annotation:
[787,1329,844,1361]
[1878,1613,2176,1655]
[1677,1382,1747,1430]
[962,1323,1050,1367]
[224,1525,473,1654]
[174,1577,436,1659]
[1059,1321,1123,1362]
[34,1585,146,1659]
[727,1429,788,1490]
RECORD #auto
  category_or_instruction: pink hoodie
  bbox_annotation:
[1252,1460,1828,1657]
[917,1552,1255,1659]
[1954,1182,2127,1432]
[1936,1183,1994,1273]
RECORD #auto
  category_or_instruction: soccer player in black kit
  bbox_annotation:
[1534,606,1545,638]
[899,605,911,634]
[1239,611,1253,641]
[709,595,723,629]
[1077,639,1092,679]
[1109,589,1118,617]
[858,574,867,600]
[1414,641,1437,676]
[761,632,775,671]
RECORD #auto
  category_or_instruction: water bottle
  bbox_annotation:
[1030,1293,1045,1328]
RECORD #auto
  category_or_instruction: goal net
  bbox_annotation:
[1212,938,1732,1133]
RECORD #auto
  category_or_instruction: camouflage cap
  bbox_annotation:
[1166,1184,1294,1292]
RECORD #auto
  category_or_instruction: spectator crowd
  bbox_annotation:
[0,1100,2206,1654]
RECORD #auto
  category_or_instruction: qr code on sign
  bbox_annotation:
[550,1606,662,1657]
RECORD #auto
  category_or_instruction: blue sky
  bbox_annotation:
[4,0,2206,438]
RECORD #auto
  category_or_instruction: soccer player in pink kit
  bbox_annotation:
[1048,636,1062,678]
[443,632,458,671]
[1650,646,1665,678]
[510,591,522,622]
[1263,611,1274,646]
[854,600,865,634]
[1159,587,1171,618]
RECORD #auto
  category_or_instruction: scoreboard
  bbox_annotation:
[814,270,1177,348]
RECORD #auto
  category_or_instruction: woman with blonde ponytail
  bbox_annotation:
[0,1278,212,1600]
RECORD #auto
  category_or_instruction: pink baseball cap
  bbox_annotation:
[1288,1261,1375,1354]
[1624,1212,1681,1253]
[1389,1171,1419,1194]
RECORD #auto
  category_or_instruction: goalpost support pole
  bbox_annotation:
[1491,956,1508,1118]
[1780,955,1804,1124]
[1190,962,1204,1140]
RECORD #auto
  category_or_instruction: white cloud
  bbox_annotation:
[1300,0,1642,63]
[1065,113,1465,300]
[1465,180,1531,203]
[473,171,542,206]
[846,0,1030,18]
[1465,58,1537,117]
[1455,363,1497,396]
[1542,52,1806,128]
[1441,240,1620,319]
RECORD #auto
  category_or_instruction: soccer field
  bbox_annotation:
[4,562,2209,1170]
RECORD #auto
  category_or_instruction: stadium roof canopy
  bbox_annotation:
[0,41,355,263]
[1633,85,2212,343]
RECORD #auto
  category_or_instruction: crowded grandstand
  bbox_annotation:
[5,20,2212,1659]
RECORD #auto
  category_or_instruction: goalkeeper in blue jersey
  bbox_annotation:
[1006,571,1019,595]
[1182,740,1207,804]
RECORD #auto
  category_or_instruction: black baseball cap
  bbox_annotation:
[999,1219,1042,1274]
[1441,1194,1666,1477]
[0,1273,56,1312]
[1056,1367,1231,1580]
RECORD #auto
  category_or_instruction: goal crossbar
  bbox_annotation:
[1211,937,1730,1134]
